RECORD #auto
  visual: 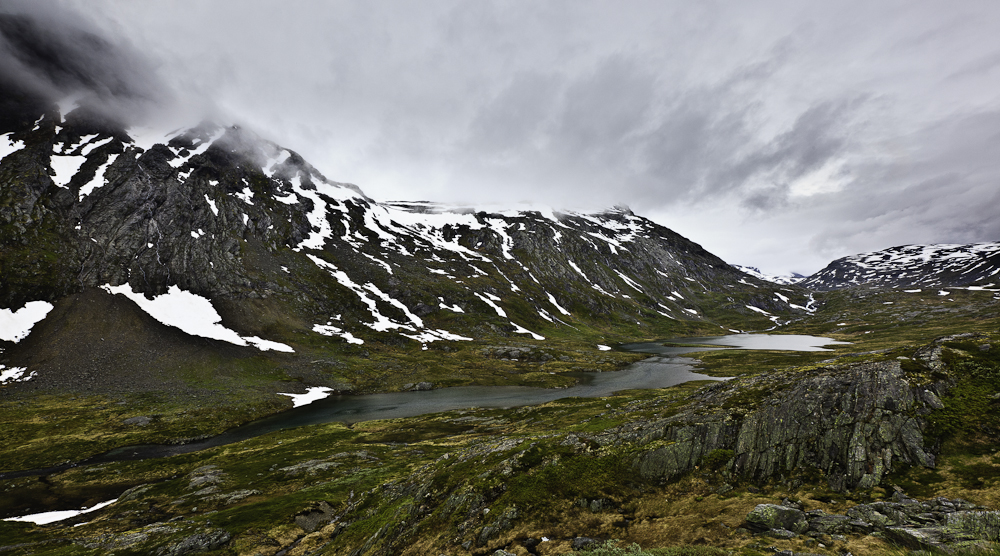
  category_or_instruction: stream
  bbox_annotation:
[1,334,846,480]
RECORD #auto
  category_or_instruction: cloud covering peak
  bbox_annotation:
[6,0,1000,275]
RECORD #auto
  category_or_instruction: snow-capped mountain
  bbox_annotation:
[0,98,812,395]
[800,243,1000,291]
[732,265,805,286]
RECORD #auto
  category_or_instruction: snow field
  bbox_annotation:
[102,285,293,352]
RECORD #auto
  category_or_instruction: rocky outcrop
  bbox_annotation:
[744,494,1000,553]
[608,358,946,491]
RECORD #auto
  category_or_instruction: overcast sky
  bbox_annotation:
[13,1,1000,275]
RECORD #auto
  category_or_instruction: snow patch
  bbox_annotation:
[78,154,118,200]
[474,292,507,318]
[4,499,117,525]
[509,322,544,340]
[278,387,334,408]
[0,365,35,384]
[597,344,612,351]
[313,324,364,345]
[244,336,295,352]
[235,187,254,205]
[0,301,54,343]
[205,195,218,216]
[79,136,112,156]
[438,297,464,313]
[50,155,87,188]
[546,292,571,316]
[613,270,643,293]
[0,133,25,159]
[102,284,293,352]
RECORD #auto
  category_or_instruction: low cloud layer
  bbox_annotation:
[7,1,1000,275]
[0,1,170,126]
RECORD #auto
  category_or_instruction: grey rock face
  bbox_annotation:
[613,358,942,491]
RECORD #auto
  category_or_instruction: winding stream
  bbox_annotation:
[1,334,846,480]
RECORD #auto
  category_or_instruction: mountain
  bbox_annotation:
[0,100,812,399]
[732,265,805,286]
[800,242,1000,291]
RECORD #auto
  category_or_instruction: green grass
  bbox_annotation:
[569,541,729,556]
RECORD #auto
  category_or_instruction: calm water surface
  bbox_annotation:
[1,333,846,477]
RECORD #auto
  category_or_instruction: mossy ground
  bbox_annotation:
[1,286,999,554]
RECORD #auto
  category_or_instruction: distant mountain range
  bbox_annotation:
[800,243,1000,291]
[732,265,805,286]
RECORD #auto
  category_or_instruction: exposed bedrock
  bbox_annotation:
[608,357,946,491]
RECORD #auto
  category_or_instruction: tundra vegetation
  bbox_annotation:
[1,285,999,556]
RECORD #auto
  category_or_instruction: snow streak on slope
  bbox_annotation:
[0,365,34,384]
[308,255,472,345]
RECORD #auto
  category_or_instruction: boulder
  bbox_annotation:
[806,512,852,534]
[943,511,1000,542]
[745,504,808,534]
[627,359,942,492]
[156,529,230,556]
[571,537,600,550]
[294,501,336,533]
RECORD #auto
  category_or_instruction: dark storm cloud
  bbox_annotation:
[0,1,168,125]
[26,0,1000,273]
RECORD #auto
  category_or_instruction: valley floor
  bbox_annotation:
[2,287,1000,555]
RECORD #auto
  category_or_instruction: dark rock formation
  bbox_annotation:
[603,355,947,491]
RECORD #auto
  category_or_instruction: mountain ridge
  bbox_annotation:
[801,242,1000,291]
[1,101,811,400]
